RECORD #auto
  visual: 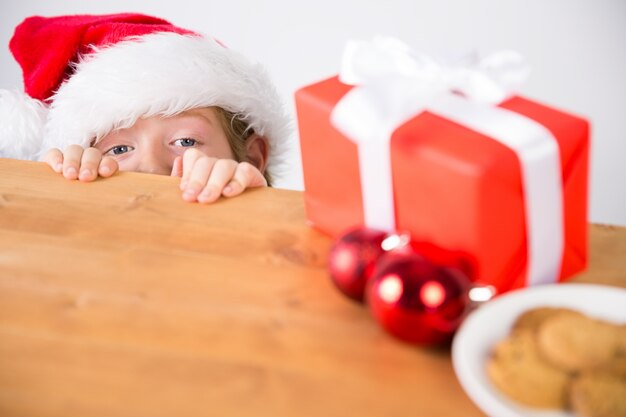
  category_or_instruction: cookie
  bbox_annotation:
[486,329,570,409]
[570,371,626,417]
[537,314,623,372]
[512,307,584,334]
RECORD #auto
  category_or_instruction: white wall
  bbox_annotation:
[1,0,625,225]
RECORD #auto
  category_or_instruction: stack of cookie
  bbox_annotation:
[487,307,626,417]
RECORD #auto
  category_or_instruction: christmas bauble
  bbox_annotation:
[366,250,472,345]
[327,228,388,302]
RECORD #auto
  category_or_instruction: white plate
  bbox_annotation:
[452,283,626,417]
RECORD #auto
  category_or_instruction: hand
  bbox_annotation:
[174,148,267,204]
[40,145,118,181]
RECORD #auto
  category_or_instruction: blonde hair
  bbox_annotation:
[214,107,271,186]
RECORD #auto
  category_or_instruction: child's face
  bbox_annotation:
[94,107,234,175]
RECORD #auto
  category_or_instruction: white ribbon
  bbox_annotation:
[331,36,564,286]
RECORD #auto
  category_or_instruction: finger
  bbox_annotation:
[197,159,238,204]
[223,162,267,198]
[40,148,64,173]
[180,148,205,190]
[182,156,218,202]
[98,156,119,178]
[170,156,183,178]
[62,145,85,180]
[78,147,103,182]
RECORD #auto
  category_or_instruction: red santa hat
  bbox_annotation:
[0,13,291,181]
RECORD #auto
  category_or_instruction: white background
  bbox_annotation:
[1,0,624,225]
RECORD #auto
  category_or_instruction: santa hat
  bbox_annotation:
[0,13,291,181]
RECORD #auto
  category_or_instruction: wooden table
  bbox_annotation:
[0,158,624,417]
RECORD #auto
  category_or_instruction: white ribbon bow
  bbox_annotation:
[338,36,530,104]
[331,36,564,287]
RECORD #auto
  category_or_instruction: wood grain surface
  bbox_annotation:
[0,158,624,417]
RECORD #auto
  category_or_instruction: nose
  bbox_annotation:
[136,147,173,176]
[136,159,172,175]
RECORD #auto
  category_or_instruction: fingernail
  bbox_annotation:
[183,188,196,198]
[200,189,214,200]
[65,167,77,177]
[100,165,110,175]
[54,163,63,172]
[223,185,232,194]
[180,180,187,190]
[80,169,91,179]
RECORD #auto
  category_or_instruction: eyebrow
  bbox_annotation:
[92,110,216,148]
[179,110,215,126]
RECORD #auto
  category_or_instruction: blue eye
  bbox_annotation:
[174,138,197,147]
[106,145,134,155]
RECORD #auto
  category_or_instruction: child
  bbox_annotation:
[0,13,291,203]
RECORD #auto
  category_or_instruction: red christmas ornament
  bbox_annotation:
[327,228,388,302]
[366,250,472,346]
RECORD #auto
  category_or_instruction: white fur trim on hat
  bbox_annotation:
[0,89,48,160]
[42,32,292,181]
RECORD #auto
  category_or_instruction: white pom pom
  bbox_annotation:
[0,89,48,160]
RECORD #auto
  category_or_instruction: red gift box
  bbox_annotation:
[295,72,589,293]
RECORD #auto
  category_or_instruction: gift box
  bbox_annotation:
[295,38,589,293]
